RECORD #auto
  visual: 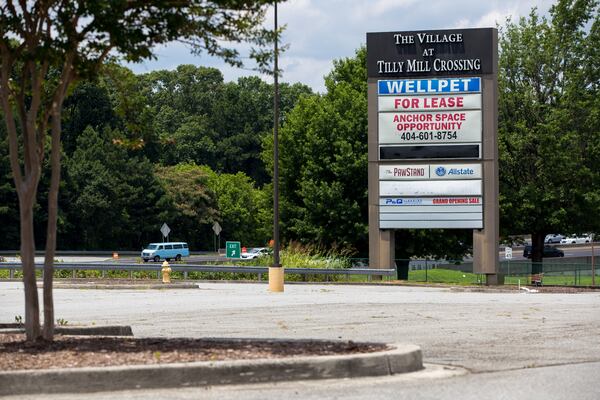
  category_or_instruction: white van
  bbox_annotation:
[141,242,189,262]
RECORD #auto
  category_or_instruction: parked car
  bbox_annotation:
[560,235,591,244]
[141,242,189,262]
[240,247,270,260]
[523,245,564,258]
[544,234,564,244]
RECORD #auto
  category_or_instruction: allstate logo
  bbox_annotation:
[435,166,447,177]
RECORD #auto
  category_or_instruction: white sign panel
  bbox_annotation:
[429,163,481,179]
[381,213,482,221]
[379,165,430,180]
[380,180,482,196]
[380,164,481,180]
[378,93,482,112]
[380,205,482,213]
[378,110,482,144]
[504,247,513,259]
[380,220,483,229]
[379,197,482,206]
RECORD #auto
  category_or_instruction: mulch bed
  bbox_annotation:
[0,334,387,371]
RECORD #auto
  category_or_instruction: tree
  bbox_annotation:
[498,0,600,267]
[267,48,369,254]
[62,80,119,156]
[155,164,218,249]
[62,126,167,250]
[139,67,311,184]
[0,131,19,247]
[201,165,269,246]
[0,0,278,341]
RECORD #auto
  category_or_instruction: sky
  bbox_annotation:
[125,0,556,92]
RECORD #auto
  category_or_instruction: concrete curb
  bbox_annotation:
[0,325,133,336]
[49,282,199,290]
[0,343,422,396]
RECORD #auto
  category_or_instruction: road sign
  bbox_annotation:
[212,222,222,236]
[504,247,513,260]
[226,241,241,259]
[160,223,171,238]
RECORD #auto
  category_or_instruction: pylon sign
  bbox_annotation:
[367,27,499,277]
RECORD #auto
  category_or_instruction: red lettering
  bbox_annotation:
[435,113,466,122]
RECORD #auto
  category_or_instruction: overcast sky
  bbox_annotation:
[125,0,556,92]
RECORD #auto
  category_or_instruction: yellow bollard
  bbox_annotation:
[268,267,284,292]
[161,260,172,283]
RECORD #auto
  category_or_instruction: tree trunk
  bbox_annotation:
[531,232,546,274]
[43,111,63,341]
[19,191,41,341]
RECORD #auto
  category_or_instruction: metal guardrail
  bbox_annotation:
[0,262,395,282]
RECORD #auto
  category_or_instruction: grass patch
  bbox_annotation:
[409,269,483,285]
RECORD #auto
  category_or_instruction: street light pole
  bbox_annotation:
[269,0,284,292]
[592,234,595,287]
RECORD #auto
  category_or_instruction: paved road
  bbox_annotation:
[1,282,599,398]
[8,362,599,400]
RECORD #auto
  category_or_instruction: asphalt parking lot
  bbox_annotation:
[1,282,599,399]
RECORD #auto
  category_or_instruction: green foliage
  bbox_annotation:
[241,241,353,269]
[268,48,369,254]
[140,67,312,184]
[0,132,19,246]
[200,165,269,246]
[155,163,218,249]
[498,0,600,260]
[61,126,168,249]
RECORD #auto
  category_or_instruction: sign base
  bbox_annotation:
[268,266,284,292]
[485,274,504,286]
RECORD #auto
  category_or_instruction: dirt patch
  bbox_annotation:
[0,334,387,371]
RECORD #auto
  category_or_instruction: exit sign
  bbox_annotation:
[226,241,241,259]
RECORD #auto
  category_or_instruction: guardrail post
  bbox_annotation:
[9,269,14,279]
[184,271,188,280]
[72,269,76,279]
[101,270,105,278]
[129,270,133,280]
[258,272,262,282]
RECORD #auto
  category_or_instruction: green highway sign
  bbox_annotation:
[226,241,241,259]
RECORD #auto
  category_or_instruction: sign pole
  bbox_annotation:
[269,0,284,293]
[591,235,595,287]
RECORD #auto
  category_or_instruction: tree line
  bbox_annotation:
[0,65,311,251]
